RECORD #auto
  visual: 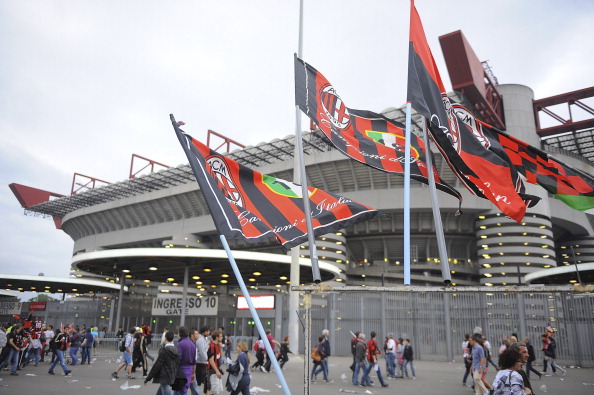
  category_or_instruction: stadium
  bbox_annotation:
[5,31,594,363]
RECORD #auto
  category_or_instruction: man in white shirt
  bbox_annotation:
[41,325,55,362]
[385,333,397,379]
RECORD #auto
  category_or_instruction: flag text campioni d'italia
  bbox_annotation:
[171,115,380,249]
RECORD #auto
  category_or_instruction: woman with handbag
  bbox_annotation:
[226,341,250,395]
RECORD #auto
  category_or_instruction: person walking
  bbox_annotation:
[462,333,473,387]
[47,326,72,376]
[144,330,179,395]
[133,327,149,377]
[228,341,250,395]
[277,336,292,369]
[250,337,264,371]
[542,335,566,376]
[469,334,488,395]
[112,327,137,380]
[260,329,280,373]
[385,333,396,379]
[403,338,416,380]
[523,337,541,380]
[0,323,24,376]
[362,331,388,387]
[81,328,94,365]
[311,336,328,382]
[352,333,367,386]
[68,328,81,366]
[196,326,210,394]
[175,326,196,395]
[491,349,532,394]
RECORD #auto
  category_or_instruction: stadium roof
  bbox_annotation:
[0,274,129,295]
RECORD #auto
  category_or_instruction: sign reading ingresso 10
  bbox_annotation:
[0,301,22,315]
[151,296,218,316]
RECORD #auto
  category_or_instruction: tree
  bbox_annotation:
[27,294,58,302]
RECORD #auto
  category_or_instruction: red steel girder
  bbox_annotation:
[534,86,594,137]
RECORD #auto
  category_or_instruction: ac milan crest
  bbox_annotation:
[320,85,350,129]
[206,155,244,207]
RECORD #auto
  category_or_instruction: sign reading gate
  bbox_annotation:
[151,296,218,316]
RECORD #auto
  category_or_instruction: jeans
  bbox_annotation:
[81,347,92,364]
[526,361,541,379]
[157,384,173,395]
[462,358,472,384]
[69,347,80,365]
[403,359,416,377]
[386,353,396,378]
[25,347,40,366]
[363,362,386,386]
[352,361,368,385]
[0,348,20,373]
[322,359,329,380]
[311,361,327,381]
[550,358,566,373]
[189,379,200,395]
[49,349,69,373]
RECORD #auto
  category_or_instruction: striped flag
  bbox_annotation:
[294,56,462,205]
[455,104,594,213]
[406,1,538,222]
[171,115,380,249]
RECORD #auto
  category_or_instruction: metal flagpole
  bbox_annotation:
[288,0,303,371]
[421,117,451,283]
[219,235,291,395]
[403,102,413,285]
[294,0,321,283]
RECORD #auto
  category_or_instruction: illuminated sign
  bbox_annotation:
[237,294,275,310]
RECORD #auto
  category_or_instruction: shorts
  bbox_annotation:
[123,350,133,365]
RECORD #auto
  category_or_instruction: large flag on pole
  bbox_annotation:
[171,115,380,249]
[295,55,462,205]
[406,1,538,222]
[454,104,594,213]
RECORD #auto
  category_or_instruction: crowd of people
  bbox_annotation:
[345,330,416,388]
[0,318,105,377]
[462,326,567,395]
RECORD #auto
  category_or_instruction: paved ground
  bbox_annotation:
[0,350,591,394]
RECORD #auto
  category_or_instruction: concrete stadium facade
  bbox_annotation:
[56,84,594,291]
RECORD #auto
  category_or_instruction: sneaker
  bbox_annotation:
[260,366,268,373]
[65,370,72,376]
[111,372,119,379]
[48,371,55,375]
[127,375,136,379]
[10,372,18,376]
[382,384,389,387]
[325,379,334,383]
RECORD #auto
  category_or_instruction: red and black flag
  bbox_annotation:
[406,1,538,222]
[294,55,462,204]
[171,115,380,249]
[454,104,594,213]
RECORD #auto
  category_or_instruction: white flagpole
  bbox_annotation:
[403,102,412,285]
[220,235,292,395]
[294,0,321,283]
[421,117,451,283]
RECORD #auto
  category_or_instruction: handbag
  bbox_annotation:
[210,373,224,394]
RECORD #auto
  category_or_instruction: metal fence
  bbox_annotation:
[302,289,594,367]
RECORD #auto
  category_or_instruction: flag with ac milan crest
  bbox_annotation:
[406,2,538,222]
[454,104,594,213]
[171,115,380,249]
[294,55,462,204]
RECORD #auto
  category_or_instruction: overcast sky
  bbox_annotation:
[1,0,593,299]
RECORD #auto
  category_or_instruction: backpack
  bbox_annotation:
[311,347,321,362]
[253,342,259,351]
[119,337,127,352]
